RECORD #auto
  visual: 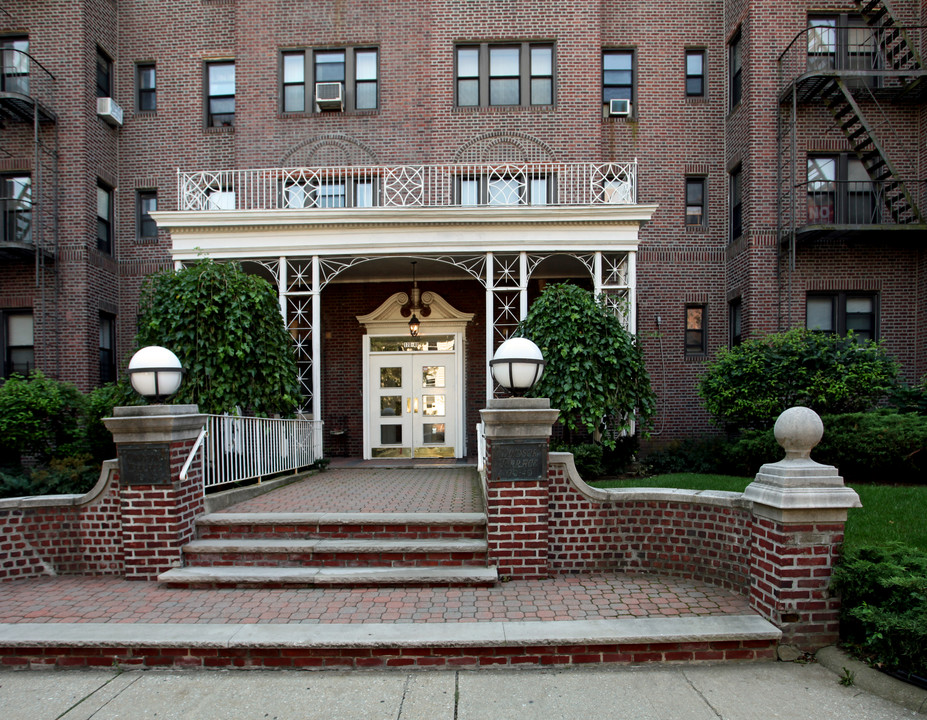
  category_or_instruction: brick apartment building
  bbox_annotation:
[0,0,924,459]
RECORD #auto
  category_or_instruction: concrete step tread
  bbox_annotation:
[0,615,781,649]
[159,565,499,586]
[183,538,488,554]
[197,512,487,527]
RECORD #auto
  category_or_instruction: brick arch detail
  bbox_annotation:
[453,132,557,163]
[281,135,382,167]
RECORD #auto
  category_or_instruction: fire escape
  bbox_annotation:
[0,36,59,372]
[776,0,926,307]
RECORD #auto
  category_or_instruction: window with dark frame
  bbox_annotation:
[729,31,742,109]
[685,305,707,356]
[602,49,634,107]
[282,177,377,208]
[806,292,877,342]
[2,310,34,378]
[137,190,158,241]
[99,313,116,384]
[206,61,235,127]
[455,42,554,108]
[1,36,30,94]
[807,154,876,225]
[456,173,552,206]
[807,14,876,86]
[730,165,742,240]
[136,63,156,111]
[729,298,743,346]
[685,177,706,226]
[96,182,113,254]
[96,48,113,98]
[686,49,706,97]
[1,174,31,245]
[282,47,378,113]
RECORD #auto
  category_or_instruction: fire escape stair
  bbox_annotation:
[820,77,923,225]
[855,0,924,97]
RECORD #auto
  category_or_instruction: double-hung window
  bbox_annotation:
[136,63,156,111]
[283,177,377,208]
[602,50,634,108]
[1,36,29,94]
[806,292,877,342]
[282,48,378,112]
[808,14,876,83]
[807,154,876,224]
[1,174,31,245]
[456,42,554,108]
[96,48,113,98]
[685,305,707,356]
[685,177,706,227]
[137,190,158,241]
[729,31,742,109]
[730,165,743,240]
[206,61,235,127]
[686,49,706,97]
[729,298,743,347]
[99,313,116,384]
[457,173,551,206]
[97,182,113,254]
[3,311,34,378]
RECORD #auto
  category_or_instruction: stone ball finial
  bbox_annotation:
[774,406,824,460]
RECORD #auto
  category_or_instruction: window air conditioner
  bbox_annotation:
[96,97,124,126]
[315,82,344,111]
[608,98,632,117]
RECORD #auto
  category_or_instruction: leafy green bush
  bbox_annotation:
[832,545,927,676]
[644,437,735,475]
[0,371,87,466]
[553,442,604,479]
[85,382,140,463]
[136,259,300,416]
[0,455,100,499]
[699,329,898,430]
[890,375,927,415]
[519,283,656,445]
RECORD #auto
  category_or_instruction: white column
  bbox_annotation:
[278,256,287,321]
[485,252,494,404]
[311,256,321,424]
[628,250,637,334]
[519,251,528,319]
[593,251,603,297]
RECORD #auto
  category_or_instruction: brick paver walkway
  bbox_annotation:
[0,573,749,624]
[224,467,482,514]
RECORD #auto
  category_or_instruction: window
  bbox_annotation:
[99,313,116,384]
[207,61,235,127]
[96,183,113,254]
[457,173,551,206]
[137,190,158,240]
[686,49,706,97]
[685,305,707,356]
[807,154,876,224]
[96,48,112,98]
[136,63,156,111]
[282,177,376,208]
[729,298,743,346]
[1,174,31,245]
[282,48,378,112]
[603,50,634,107]
[3,311,34,378]
[808,14,876,82]
[1,36,29,94]
[806,292,877,342]
[729,31,742,108]
[685,177,706,226]
[456,42,554,108]
[730,165,742,240]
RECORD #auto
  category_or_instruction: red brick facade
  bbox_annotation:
[1,0,924,449]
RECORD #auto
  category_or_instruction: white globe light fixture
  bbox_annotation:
[127,346,185,403]
[489,337,545,396]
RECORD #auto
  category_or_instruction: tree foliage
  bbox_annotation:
[518,283,656,446]
[135,259,299,415]
[698,328,898,430]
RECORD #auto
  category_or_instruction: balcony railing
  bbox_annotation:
[0,48,57,121]
[778,25,924,96]
[796,180,926,227]
[0,197,32,247]
[177,162,638,212]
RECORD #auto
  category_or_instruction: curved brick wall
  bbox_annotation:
[547,454,752,593]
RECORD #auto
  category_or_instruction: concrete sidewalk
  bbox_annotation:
[1,661,919,719]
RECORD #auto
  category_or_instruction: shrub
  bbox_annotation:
[553,442,605,479]
[644,437,734,475]
[890,374,927,415]
[0,371,87,466]
[699,328,898,430]
[85,382,140,463]
[832,545,927,676]
[0,455,100,499]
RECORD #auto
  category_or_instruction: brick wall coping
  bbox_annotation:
[105,406,205,445]
[549,453,751,510]
[0,460,117,510]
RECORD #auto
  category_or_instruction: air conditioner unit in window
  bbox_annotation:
[315,82,344,111]
[96,97,124,126]
[608,98,632,117]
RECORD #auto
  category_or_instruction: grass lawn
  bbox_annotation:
[591,474,927,552]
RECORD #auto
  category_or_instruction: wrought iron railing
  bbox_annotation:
[176,162,638,211]
[778,24,924,94]
[198,414,323,491]
[797,179,926,226]
[1,47,57,116]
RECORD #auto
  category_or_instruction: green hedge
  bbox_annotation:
[832,545,927,677]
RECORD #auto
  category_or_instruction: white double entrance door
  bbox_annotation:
[366,339,459,459]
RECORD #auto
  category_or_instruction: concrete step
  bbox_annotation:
[181,537,489,568]
[195,512,487,541]
[158,565,500,588]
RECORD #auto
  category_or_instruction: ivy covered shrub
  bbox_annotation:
[699,329,898,430]
[136,259,299,416]
[519,283,656,445]
[832,545,927,677]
